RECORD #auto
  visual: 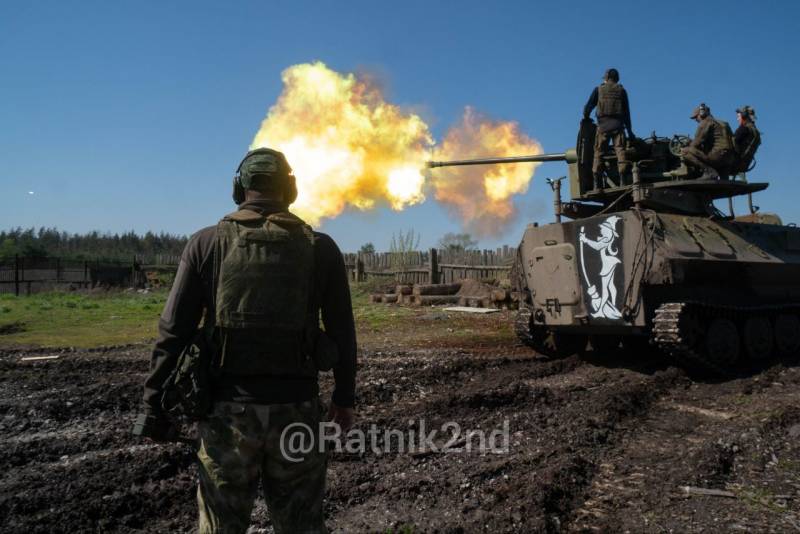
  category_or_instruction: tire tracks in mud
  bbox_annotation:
[0,350,197,534]
[325,344,687,532]
[568,364,800,533]
[2,342,799,532]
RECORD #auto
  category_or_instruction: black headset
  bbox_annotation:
[232,148,298,205]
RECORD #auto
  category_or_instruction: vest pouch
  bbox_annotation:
[216,216,314,332]
[218,328,317,377]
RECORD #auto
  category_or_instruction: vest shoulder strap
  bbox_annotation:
[222,209,265,223]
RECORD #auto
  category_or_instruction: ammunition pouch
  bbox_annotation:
[160,328,216,422]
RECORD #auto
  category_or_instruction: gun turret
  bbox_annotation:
[426,149,577,168]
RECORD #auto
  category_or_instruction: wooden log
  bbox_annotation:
[381,294,399,304]
[412,282,462,296]
[396,284,412,295]
[680,486,736,498]
[369,294,383,303]
[20,355,61,362]
[491,289,508,302]
[466,297,481,308]
[413,295,460,306]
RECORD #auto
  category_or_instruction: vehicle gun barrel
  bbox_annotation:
[426,150,576,168]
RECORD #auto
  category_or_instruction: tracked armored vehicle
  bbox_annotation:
[428,120,800,372]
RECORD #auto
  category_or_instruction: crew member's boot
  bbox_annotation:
[699,168,719,181]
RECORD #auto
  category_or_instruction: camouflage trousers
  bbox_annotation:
[196,399,328,534]
[593,128,629,176]
[682,146,736,178]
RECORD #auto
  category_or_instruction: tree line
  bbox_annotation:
[0,227,188,261]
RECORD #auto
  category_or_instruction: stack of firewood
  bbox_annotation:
[369,281,521,309]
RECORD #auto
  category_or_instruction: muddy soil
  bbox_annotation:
[2,312,800,533]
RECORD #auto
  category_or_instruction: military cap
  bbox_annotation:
[736,105,756,120]
[238,148,292,189]
[690,103,710,119]
[604,68,620,82]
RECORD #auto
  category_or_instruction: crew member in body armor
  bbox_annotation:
[733,105,761,174]
[134,148,357,533]
[583,68,635,190]
[682,103,737,180]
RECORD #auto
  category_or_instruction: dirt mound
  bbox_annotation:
[456,278,496,298]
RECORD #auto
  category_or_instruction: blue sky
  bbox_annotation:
[1,0,798,252]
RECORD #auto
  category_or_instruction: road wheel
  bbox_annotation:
[774,314,800,357]
[742,316,774,360]
[704,318,740,367]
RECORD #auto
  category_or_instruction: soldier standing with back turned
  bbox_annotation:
[583,68,635,190]
[133,148,357,533]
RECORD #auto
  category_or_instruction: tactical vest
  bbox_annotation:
[735,123,762,171]
[597,82,625,117]
[214,209,317,377]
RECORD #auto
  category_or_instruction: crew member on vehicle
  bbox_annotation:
[682,103,737,180]
[732,105,761,174]
[583,68,635,190]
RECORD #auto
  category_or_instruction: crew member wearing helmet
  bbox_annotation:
[583,68,635,190]
[134,148,357,533]
[733,105,762,174]
[682,103,736,179]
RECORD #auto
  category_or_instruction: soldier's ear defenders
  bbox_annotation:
[232,151,249,205]
[232,176,246,205]
[284,174,298,205]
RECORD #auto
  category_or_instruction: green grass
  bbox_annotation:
[736,486,789,513]
[349,280,513,347]
[0,290,167,348]
[350,284,416,330]
[0,281,514,350]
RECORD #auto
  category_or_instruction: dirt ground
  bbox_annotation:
[2,308,800,533]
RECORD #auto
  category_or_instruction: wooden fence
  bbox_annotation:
[0,246,518,295]
[0,256,143,295]
[343,247,517,285]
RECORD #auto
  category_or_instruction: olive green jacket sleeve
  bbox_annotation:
[141,232,210,413]
[690,118,713,150]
